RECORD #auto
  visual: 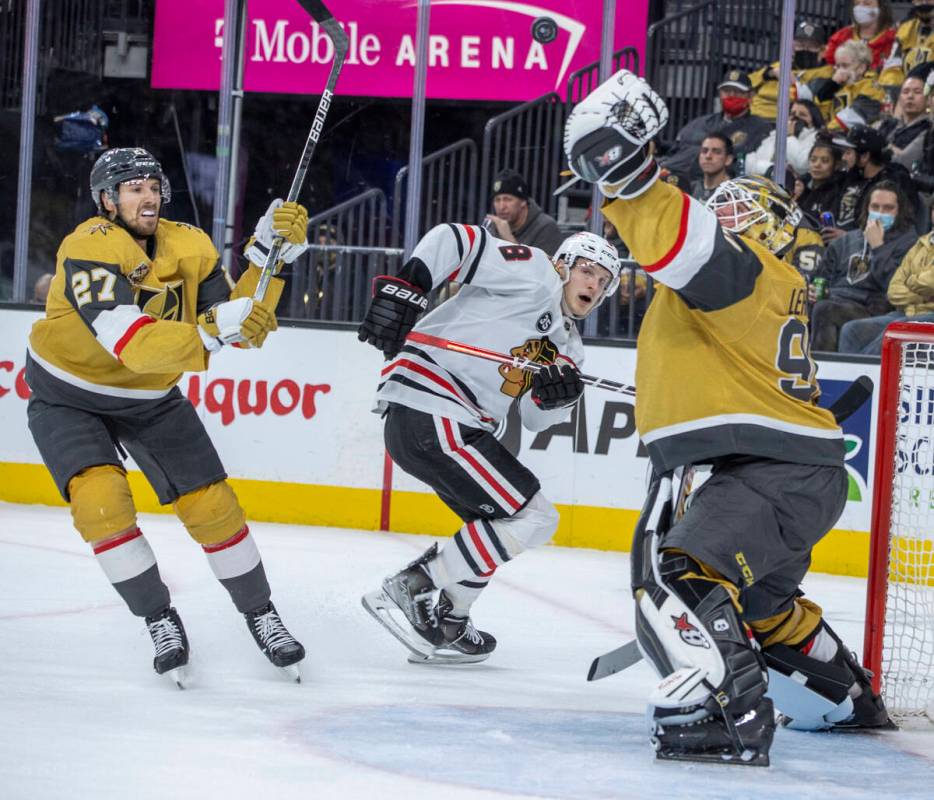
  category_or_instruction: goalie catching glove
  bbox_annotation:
[530,359,583,410]
[564,69,669,199]
[244,198,310,273]
[358,276,429,359]
[197,297,277,352]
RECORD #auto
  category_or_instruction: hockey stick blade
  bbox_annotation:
[828,374,873,424]
[406,331,636,397]
[587,639,642,681]
[254,0,349,302]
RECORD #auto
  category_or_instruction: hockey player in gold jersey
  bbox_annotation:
[26,147,308,685]
[564,71,891,765]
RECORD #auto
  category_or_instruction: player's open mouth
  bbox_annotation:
[578,293,592,304]
[140,210,157,218]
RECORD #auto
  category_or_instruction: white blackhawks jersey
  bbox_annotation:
[374,223,584,432]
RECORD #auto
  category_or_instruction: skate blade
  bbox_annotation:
[279,662,302,683]
[406,650,491,666]
[165,666,187,690]
[654,744,769,767]
[361,590,435,660]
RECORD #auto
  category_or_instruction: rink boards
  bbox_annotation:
[0,307,879,577]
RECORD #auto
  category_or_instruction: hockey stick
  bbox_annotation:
[406,331,636,397]
[253,0,349,302]
[586,376,875,682]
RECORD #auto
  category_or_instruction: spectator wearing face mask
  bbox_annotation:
[751,21,831,121]
[824,0,897,71]
[839,203,934,354]
[804,40,886,131]
[810,181,917,351]
[879,0,934,91]
[877,72,931,169]
[746,100,824,177]
[660,70,772,179]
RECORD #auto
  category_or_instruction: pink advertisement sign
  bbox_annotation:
[152,0,647,102]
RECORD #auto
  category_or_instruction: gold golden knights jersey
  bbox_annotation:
[603,181,843,472]
[787,225,824,278]
[880,18,934,87]
[28,216,270,399]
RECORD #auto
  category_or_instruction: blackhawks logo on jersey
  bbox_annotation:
[499,336,558,398]
[136,280,185,322]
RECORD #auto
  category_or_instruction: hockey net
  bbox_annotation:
[864,321,934,721]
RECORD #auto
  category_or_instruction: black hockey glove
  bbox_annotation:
[357,275,429,359]
[530,362,584,410]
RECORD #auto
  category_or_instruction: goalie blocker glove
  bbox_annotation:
[358,275,429,359]
[564,69,669,199]
[531,360,584,410]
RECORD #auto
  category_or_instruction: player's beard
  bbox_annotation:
[117,206,160,240]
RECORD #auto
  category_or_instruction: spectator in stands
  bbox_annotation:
[750,20,831,121]
[810,180,917,351]
[602,218,647,336]
[660,70,771,179]
[877,72,931,169]
[806,40,886,131]
[690,133,734,202]
[484,168,563,256]
[879,0,934,92]
[826,124,922,237]
[31,273,53,306]
[797,138,847,223]
[824,0,897,71]
[839,204,934,353]
[746,99,824,177]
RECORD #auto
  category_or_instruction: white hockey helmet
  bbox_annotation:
[553,231,621,317]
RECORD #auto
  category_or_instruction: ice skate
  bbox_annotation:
[245,601,305,682]
[362,544,443,659]
[145,606,189,689]
[650,694,776,767]
[406,591,497,665]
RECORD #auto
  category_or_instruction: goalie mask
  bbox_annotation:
[705,175,802,257]
[90,147,171,214]
[553,231,621,319]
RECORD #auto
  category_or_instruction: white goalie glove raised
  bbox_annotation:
[564,69,669,199]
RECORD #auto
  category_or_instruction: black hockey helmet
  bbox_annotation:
[90,147,171,214]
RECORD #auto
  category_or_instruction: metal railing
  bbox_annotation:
[565,46,641,105]
[391,139,478,247]
[283,188,401,323]
[478,92,566,221]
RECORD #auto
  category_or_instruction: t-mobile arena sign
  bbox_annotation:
[152,0,648,102]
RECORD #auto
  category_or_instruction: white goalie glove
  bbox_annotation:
[564,69,669,200]
[244,198,310,273]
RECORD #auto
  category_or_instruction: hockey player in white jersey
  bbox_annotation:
[358,224,620,663]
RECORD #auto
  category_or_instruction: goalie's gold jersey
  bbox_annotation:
[29,217,225,396]
[603,181,843,472]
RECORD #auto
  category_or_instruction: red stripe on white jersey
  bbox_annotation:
[113,316,155,359]
[383,357,493,423]
[436,417,524,513]
[92,305,155,360]
[640,193,717,290]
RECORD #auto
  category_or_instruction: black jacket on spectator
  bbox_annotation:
[877,115,931,169]
[910,123,934,193]
[820,226,917,307]
[798,171,848,224]
[660,110,771,179]
[512,199,564,256]
[848,162,926,233]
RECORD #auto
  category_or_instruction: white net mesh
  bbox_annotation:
[882,341,934,718]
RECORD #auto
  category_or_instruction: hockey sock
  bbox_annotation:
[440,576,491,616]
[92,528,170,617]
[429,519,512,588]
[202,526,271,613]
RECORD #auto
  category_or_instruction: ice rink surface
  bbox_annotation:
[2,501,933,799]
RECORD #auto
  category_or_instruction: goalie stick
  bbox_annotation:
[587,376,875,682]
[406,331,636,397]
[254,0,349,302]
